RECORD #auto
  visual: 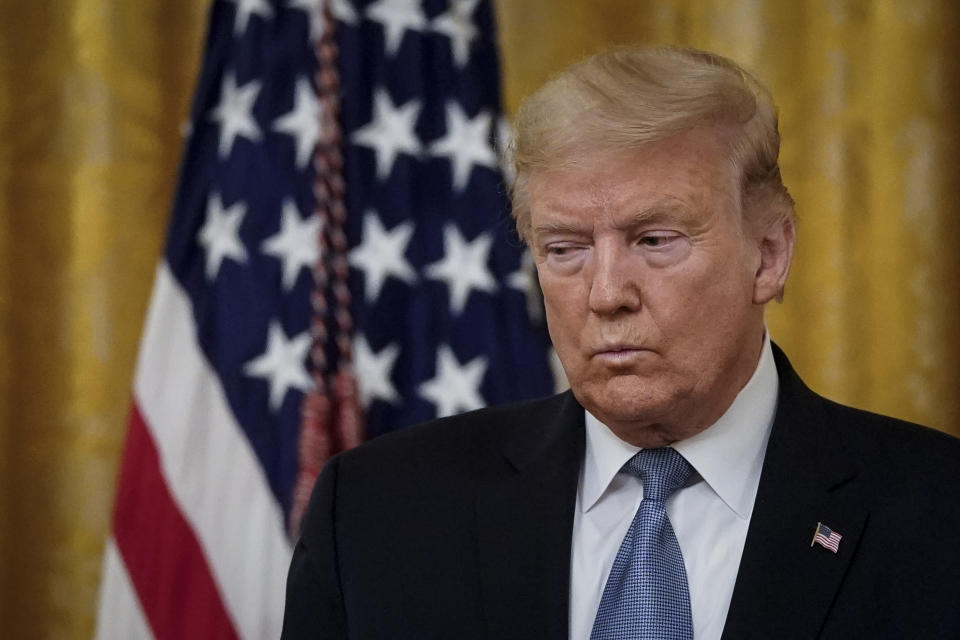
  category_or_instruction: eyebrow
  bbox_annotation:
[530,219,590,237]
[531,197,697,239]
[621,201,691,227]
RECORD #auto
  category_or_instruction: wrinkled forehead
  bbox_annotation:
[525,130,743,225]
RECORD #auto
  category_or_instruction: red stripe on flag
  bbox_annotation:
[112,402,240,640]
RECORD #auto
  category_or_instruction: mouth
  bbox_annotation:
[592,345,651,364]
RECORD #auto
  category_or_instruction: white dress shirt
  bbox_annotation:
[569,336,779,640]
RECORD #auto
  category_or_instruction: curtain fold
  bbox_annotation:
[0,2,208,636]
[1,0,957,636]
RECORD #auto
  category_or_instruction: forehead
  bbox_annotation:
[526,130,740,232]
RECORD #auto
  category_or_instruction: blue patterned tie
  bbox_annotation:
[590,447,695,640]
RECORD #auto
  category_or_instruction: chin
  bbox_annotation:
[576,375,680,428]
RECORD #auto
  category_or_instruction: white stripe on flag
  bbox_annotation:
[134,263,293,640]
[95,537,155,640]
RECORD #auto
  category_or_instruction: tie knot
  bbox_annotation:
[625,448,693,503]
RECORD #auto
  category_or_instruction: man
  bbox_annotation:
[282,47,960,639]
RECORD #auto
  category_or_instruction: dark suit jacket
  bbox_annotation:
[282,346,960,638]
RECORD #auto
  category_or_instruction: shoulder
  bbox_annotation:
[346,391,573,455]
[772,342,960,489]
[771,343,960,510]
[329,391,577,485]
[821,398,960,495]
[298,391,579,543]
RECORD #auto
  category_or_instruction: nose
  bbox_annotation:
[587,242,641,315]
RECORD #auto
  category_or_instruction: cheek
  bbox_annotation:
[682,241,755,297]
[671,268,759,355]
[542,289,575,342]
[647,257,753,339]
[537,267,571,313]
[538,273,586,351]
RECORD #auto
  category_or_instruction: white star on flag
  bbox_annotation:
[226,0,273,35]
[365,0,427,56]
[349,211,417,302]
[353,335,401,407]
[198,192,248,280]
[429,101,497,191]
[507,252,534,293]
[351,88,422,181]
[209,72,262,159]
[243,321,313,411]
[272,77,322,169]
[424,224,497,314]
[431,0,479,68]
[331,0,359,24]
[261,199,322,291]
[418,345,488,417]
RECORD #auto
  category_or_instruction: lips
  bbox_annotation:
[592,344,651,364]
[594,343,645,355]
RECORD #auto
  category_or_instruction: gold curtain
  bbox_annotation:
[0,0,957,636]
[0,1,208,636]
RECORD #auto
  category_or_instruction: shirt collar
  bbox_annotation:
[580,334,779,520]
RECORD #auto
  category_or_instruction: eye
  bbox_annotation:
[635,231,690,267]
[638,232,679,248]
[539,242,589,273]
[544,243,584,258]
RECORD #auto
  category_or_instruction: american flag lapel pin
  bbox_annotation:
[810,521,842,553]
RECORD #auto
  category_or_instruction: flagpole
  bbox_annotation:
[810,521,822,546]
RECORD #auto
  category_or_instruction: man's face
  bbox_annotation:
[528,130,783,447]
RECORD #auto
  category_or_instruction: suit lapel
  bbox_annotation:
[475,392,584,640]
[721,346,869,639]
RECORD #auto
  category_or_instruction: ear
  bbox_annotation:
[752,216,795,304]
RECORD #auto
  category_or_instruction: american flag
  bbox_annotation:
[812,522,842,554]
[95,0,554,637]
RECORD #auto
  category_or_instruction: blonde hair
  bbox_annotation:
[510,46,795,242]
